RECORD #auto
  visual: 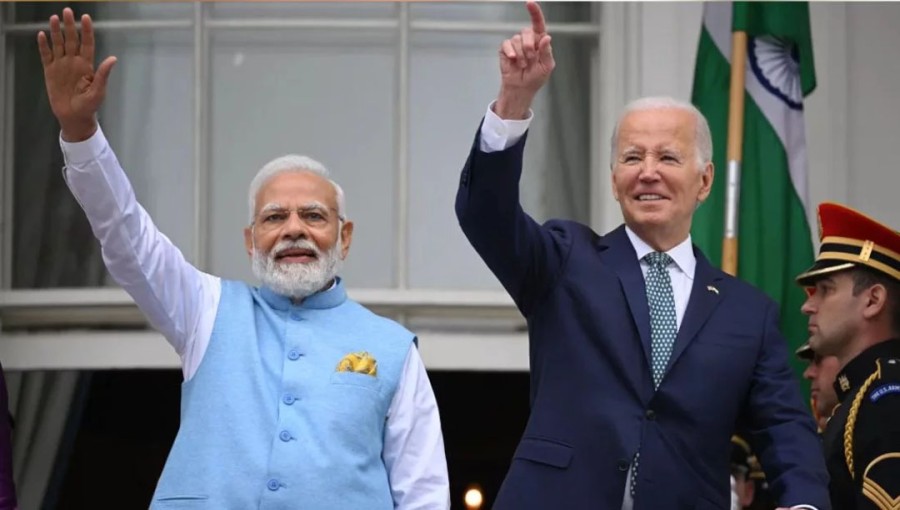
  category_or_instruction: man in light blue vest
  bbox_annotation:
[38,8,450,509]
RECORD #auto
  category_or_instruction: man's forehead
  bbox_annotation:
[257,172,337,204]
[617,112,695,143]
[818,273,851,285]
[806,271,855,296]
[621,108,694,127]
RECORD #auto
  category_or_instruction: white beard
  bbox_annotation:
[251,235,343,300]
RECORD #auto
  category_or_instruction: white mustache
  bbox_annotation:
[270,239,321,260]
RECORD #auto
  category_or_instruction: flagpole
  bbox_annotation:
[722,30,748,276]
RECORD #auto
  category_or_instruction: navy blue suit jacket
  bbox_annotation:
[455,129,830,510]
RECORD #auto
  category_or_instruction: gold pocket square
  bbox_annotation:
[336,351,378,377]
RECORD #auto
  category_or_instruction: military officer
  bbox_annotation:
[795,341,841,432]
[797,202,900,510]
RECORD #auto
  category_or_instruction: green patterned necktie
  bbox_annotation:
[644,251,677,387]
[631,251,677,497]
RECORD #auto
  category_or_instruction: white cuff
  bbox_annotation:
[479,101,533,153]
[59,125,109,166]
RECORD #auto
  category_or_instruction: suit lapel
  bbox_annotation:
[597,226,654,372]
[666,248,724,372]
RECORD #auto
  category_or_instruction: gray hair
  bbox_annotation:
[247,154,347,224]
[609,96,713,171]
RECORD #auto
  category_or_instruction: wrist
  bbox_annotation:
[59,117,98,143]
[494,88,535,120]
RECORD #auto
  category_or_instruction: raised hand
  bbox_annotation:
[37,7,117,142]
[494,1,556,120]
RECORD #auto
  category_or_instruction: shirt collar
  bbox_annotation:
[259,277,346,311]
[833,338,900,402]
[625,226,696,280]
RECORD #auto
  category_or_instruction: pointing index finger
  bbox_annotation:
[527,1,547,36]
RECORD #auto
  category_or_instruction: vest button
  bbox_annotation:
[288,350,301,361]
[282,394,295,405]
[617,459,629,471]
[279,430,292,442]
[267,479,280,491]
[645,409,656,420]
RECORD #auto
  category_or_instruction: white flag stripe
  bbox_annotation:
[702,2,810,208]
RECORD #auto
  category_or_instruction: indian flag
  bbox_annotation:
[690,2,816,379]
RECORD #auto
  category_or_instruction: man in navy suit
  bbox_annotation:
[455,3,829,509]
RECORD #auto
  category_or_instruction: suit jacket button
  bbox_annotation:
[617,459,629,471]
[645,409,656,420]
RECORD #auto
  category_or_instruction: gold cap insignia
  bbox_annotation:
[336,351,378,376]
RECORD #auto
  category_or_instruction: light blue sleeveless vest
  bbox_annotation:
[151,278,413,509]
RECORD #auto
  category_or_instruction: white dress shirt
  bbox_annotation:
[479,103,817,510]
[59,126,450,510]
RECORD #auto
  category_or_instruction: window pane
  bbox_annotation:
[411,2,593,24]
[94,3,193,20]
[9,29,102,288]
[10,2,191,23]
[208,30,396,288]
[407,31,593,290]
[210,3,395,20]
[9,28,194,289]
[101,30,196,265]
